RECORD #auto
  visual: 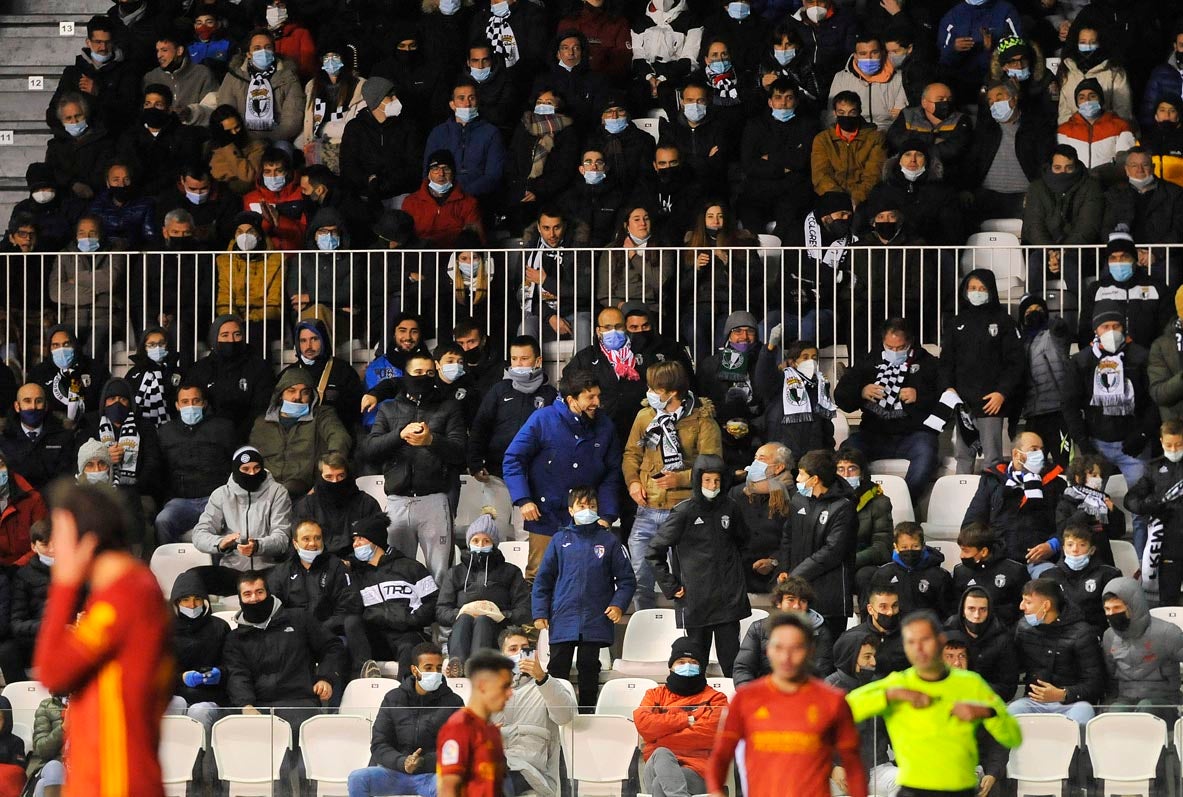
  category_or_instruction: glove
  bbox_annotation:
[768,323,783,350]
[182,671,203,688]
[202,667,222,686]
[1122,432,1148,457]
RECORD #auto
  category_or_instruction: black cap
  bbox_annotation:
[232,211,263,231]
[668,636,706,667]
[25,162,54,191]
[427,149,456,171]
[351,515,390,548]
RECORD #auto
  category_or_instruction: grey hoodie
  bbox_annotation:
[491,673,577,797]
[1102,576,1183,701]
[191,470,293,571]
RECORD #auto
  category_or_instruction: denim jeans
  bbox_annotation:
[1007,696,1095,725]
[845,429,939,502]
[155,496,210,543]
[1093,438,1148,556]
[348,768,437,797]
[629,507,671,610]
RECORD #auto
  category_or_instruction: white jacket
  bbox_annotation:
[631,0,702,73]
[191,471,293,571]
[1057,58,1133,125]
[824,57,907,132]
[494,674,577,797]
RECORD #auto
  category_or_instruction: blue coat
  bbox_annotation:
[531,522,635,645]
[423,118,506,198]
[937,0,1021,76]
[502,397,623,535]
[1141,55,1183,130]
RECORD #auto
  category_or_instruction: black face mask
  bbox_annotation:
[402,375,436,399]
[142,107,171,128]
[1106,612,1131,633]
[1024,308,1048,332]
[166,236,193,250]
[104,402,130,425]
[393,48,422,67]
[316,474,354,502]
[655,165,682,185]
[629,330,651,350]
[963,617,987,635]
[665,671,707,697]
[109,185,133,204]
[836,115,861,133]
[462,345,484,365]
[233,468,267,492]
[931,100,952,120]
[898,549,923,568]
[824,218,851,239]
[211,127,248,148]
[875,611,900,633]
[874,221,899,241]
[960,556,981,570]
[239,594,274,624]
[216,340,244,360]
[1044,169,1081,194]
[856,669,876,685]
[18,408,45,428]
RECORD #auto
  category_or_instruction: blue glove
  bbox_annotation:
[182,671,203,688]
[202,667,222,686]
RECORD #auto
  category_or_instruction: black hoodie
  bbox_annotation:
[171,570,230,706]
[944,586,1020,699]
[938,269,1024,418]
[0,696,25,769]
[869,544,955,617]
[776,475,857,618]
[26,325,110,419]
[280,317,364,431]
[185,314,276,441]
[824,629,890,768]
[951,546,1028,628]
[72,377,164,499]
[647,455,752,628]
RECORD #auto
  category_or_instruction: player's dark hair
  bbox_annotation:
[559,369,598,399]
[766,611,815,648]
[46,479,130,553]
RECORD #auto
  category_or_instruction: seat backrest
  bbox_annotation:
[620,609,683,662]
[355,475,387,509]
[1112,540,1139,579]
[632,117,659,143]
[160,715,206,785]
[960,232,1025,290]
[560,715,639,783]
[926,476,980,526]
[212,610,238,629]
[595,678,657,716]
[498,541,528,574]
[448,677,472,704]
[929,540,961,574]
[340,677,398,722]
[1,681,49,745]
[211,715,291,783]
[706,677,735,700]
[1150,606,1183,633]
[869,474,916,524]
[457,475,515,539]
[1007,714,1079,782]
[300,715,373,782]
[1085,713,1166,780]
[979,218,1023,236]
[149,544,213,597]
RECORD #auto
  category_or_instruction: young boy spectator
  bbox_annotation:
[1102,576,1183,718]
[169,570,230,734]
[1126,419,1183,605]
[952,522,1027,628]
[945,586,1020,700]
[824,631,897,794]
[532,486,635,708]
[837,584,906,676]
[1056,452,1124,568]
[733,576,836,685]
[1045,522,1121,635]
[870,522,954,617]
[0,520,51,684]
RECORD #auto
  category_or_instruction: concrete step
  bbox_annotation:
[9,0,110,14]
[0,14,96,25]
[0,35,85,69]
[0,92,50,124]
[0,147,51,180]
[0,23,87,38]
[0,75,60,93]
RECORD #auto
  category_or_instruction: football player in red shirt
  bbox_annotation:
[437,650,515,797]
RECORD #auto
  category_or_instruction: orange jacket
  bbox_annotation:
[633,685,729,779]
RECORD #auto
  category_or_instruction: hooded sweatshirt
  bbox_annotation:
[944,587,1020,699]
[825,630,890,769]
[869,545,955,617]
[186,314,276,440]
[190,469,293,571]
[1103,576,1183,701]
[170,569,230,706]
[938,269,1024,417]
[26,324,109,419]
[0,695,25,771]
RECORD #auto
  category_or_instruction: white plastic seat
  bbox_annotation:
[560,715,639,797]
[1085,713,1166,797]
[457,474,514,540]
[921,475,980,541]
[300,715,373,796]
[706,677,735,700]
[979,218,1023,236]
[536,628,613,677]
[160,715,205,796]
[613,609,684,680]
[355,475,387,510]
[632,117,659,143]
[542,340,577,385]
[211,714,292,794]
[928,540,961,574]
[2,681,48,751]
[595,678,657,716]
[149,544,213,597]
[1151,606,1183,633]
[498,540,528,574]
[869,474,915,524]
[212,610,238,629]
[1112,540,1139,579]
[448,676,472,704]
[869,459,910,477]
[833,412,849,447]
[1106,474,1134,532]
[1007,713,1079,797]
[340,677,397,722]
[960,232,1025,300]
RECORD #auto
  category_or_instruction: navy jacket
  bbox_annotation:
[422,118,506,198]
[531,521,635,645]
[937,0,1022,75]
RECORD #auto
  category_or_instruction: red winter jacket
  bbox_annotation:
[0,474,45,567]
[242,178,308,251]
[557,7,632,81]
[633,684,729,779]
[401,181,485,248]
[274,22,318,83]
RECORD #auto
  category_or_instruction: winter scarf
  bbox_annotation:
[1063,483,1108,523]
[1005,465,1043,505]
[523,112,574,180]
[866,352,910,419]
[1089,340,1135,416]
[803,212,854,272]
[602,340,640,381]
[98,415,140,486]
[245,64,278,130]
[642,392,696,471]
[485,13,521,67]
[781,365,835,424]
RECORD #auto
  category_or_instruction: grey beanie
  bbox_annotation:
[77,438,111,474]
[724,311,758,335]
[465,513,501,546]
[362,76,395,111]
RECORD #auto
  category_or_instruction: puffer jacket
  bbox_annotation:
[1063,339,1157,448]
[633,683,728,779]
[493,673,577,797]
[1057,57,1132,125]
[1141,53,1183,130]
[214,53,305,143]
[851,481,893,570]
[368,677,464,772]
[191,471,293,571]
[834,345,942,437]
[1125,453,1183,560]
[733,607,835,685]
[1103,576,1183,701]
[647,455,750,628]
[467,377,559,477]
[1102,179,1183,248]
[1046,557,1121,634]
[26,696,64,779]
[1057,112,1136,171]
[170,570,230,706]
[870,545,955,617]
[436,548,531,627]
[1149,324,1183,421]
[861,154,964,245]
[939,269,1024,417]
[44,123,115,195]
[810,121,887,205]
[351,546,439,634]
[86,189,157,248]
[0,474,45,567]
[1021,168,1104,245]
[944,586,1019,700]
[622,396,721,510]
[962,459,1066,564]
[824,57,907,132]
[359,386,466,498]
[10,555,49,642]
[248,367,351,496]
[1078,270,1172,349]
[401,180,484,247]
[630,0,702,83]
[1017,295,1071,419]
[214,245,284,322]
[936,0,1022,75]
[951,547,1031,628]
[241,177,308,251]
[265,549,360,629]
[776,477,857,618]
[1014,604,1106,704]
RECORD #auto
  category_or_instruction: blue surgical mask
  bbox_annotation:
[990,100,1014,122]
[38,554,54,567]
[354,543,375,562]
[509,366,536,378]
[1078,100,1102,120]
[180,405,204,425]
[147,346,169,363]
[1006,67,1031,82]
[1077,43,1098,54]
[263,174,286,192]
[844,476,861,489]
[573,508,599,525]
[646,390,669,412]
[672,663,700,677]
[428,180,453,194]
[796,480,812,497]
[418,670,444,691]
[706,59,732,75]
[882,348,908,366]
[1109,261,1134,282]
[1024,612,1041,627]
[773,47,796,65]
[281,399,310,417]
[51,347,75,370]
[583,170,605,185]
[316,232,340,251]
[965,0,987,5]
[77,236,100,253]
[251,49,276,70]
[185,190,209,205]
[490,0,510,16]
[85,470,110,484]
[604,116,628,134]
[601,329,627,350]
[857,58,882,75]
[64,120,89,137]
[441,362,465,381]
[91,49,113,64]
[470,542,494,554]
[458,260,479,278]
[471,66,491,82]
[322,55,344,75]
[1023,449,1044,474]
[534,103,555,116]
[684,103,706,122]
[456,106,479,123]
[726,1,749,18]
[772,107,795,122]
[297,547,321,564]
[746,460,768,482]
[440,0,461,14]
[1064,553,1090,571]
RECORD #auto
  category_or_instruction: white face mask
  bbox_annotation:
[805,5,826,22]
[236,232,259,251]
[1166,449,1183,463]
[32,189,55,205]
[1085,475,1104,491]
[1022,449,1044,474]
[701,486,720,499]
[383,98,403,118]
[178,604,204,619]
[795,359,817,379]
[966,290,989,306]
[1099,329,1124,354]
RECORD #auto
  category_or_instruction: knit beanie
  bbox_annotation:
[351,515,390,548]
[77,438,111,474]
[465,513,501,546]
[668,636,706,667]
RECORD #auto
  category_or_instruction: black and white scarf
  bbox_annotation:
[642,393,695,471]
[781,366,835,424]
[1089,340,1135,416]
[923,389,979,452]
[485,13,520,67]
[803,212,855,282]
[98,415,140,486]
[311,96,346,137]
[707,67,739,102]
[1005,465,1044,505]
[1063,483,1108,523]
[866,352,910,419]
[134,368,170,427]
[245,65,277,131]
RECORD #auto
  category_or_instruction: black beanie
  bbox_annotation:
[351,515,390,548]
[668,636,705,668]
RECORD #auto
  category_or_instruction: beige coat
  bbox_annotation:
[622,396,722,510]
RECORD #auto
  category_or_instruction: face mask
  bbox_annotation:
[874,221,900,241]
[1078,100,1102,120]
[796,359,817,379]
[383,98,403,117]
[251,49,276,70]
[233,467,267,492]
[469,542,494,554]
[19,408,45,428]
[990,100,1014,123]
[844,475,861,490]
[931,100,952,119]
[701,486,720,499]
[323,55,344,75]
[601,329,627,351]
[898,549,923,568]
[773,47,796,65]
[824,218,851,239]
[684,103,706,123]
[456,107,479,123]
[604,116,629,134]
[316,232,340,251]
[573,508,599,525]
[195,22,217,40]
[966,290,989,307]
[185,189,209,205]
[1084,475,1104,491]
[281,399,309,418]
[857,58,882,76]
[534,103,555,116]
[772,107,795,122]
[1107,612,1131,632]
[875,611,900,632]
[726,0,749,17]
[796,480,812,497]
[64,120,88,137]
[179,604,204,619]
[629,233,650,246]
[263,174,286,192]
[706,59,732,75]
[265,4,288,26]
[1064,553,1090,571]
[1022,449,1044,474]
[836,115,860,133]
[240,595,275,624]
[32,189,55,204]
[236,232,259,251]
[646,390,669,412]
[887,52,910,69]
[706,222,723,234]
[672,663,700,677]
[402,375,435,398]
[805,5,826,22]
[1130,174,1155,190]
[746,460,768,482]
[440,0,461,14]
[1099,329,1124,354]
[1168,449,1183,463]
[51,347,75,370]
[1078,42,1098,54]
[180,405,203,425]
[1024,612,1041,627]
[963,617,986,635]
[579,169,606,187]
[1024,308,1048,331]
[1108,261,1134,282]
[441,362,465,382]
[509,366,539,379]
[216,340,243,359]
[293,546,321,564]
[960,556,981,569]
[428,180,453,195]
[901,165,925,182]
[142,107,171,129]
[146,346,169,364]
[77,237,100,253]
[471,66,491,82]
[85,470,110,484]
[490,0,510,16]
[1006,67,1031,82]
[354,543,375,561]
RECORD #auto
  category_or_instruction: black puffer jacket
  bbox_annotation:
[1014,604,1106,704]
[938,269,1024,417]
[467,377,559,476]
[186,315,276,441]
[436,548,531,627]
[733,607,835,685]
[339,111,423,202]
[945,586,1020,700]
[9,556,50,642]
[647,455,751,627]
[291,483,385,559]
[951,547,1028,628]
[962,459,1067,564]
[156,414,237,500]
[835,345,943,437]
[368,676,464,773]
[265,550,360,630]
[359,387,467,497]
[171,570,231,706]
[869,545,955,617]
[1063,339,1158,449]
[776,477,857,618]
[1045,558,1122,635]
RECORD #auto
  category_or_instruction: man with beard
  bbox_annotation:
[630,144,703,242]
[186,315,276,441]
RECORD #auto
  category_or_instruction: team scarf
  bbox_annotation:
[98,414,140,486]
[134,367,170,427]
[1063,483,1108,523]
[803,212,854,271]
[867,351,910,418]
[1089,340,1135,416]
[781,365,835,424]
[642,392,695,471]
[602,339,640,381]
[1005,464,1044,506]
[707,65,739,101]
[485,13,520,67]
[245,64,277,130]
